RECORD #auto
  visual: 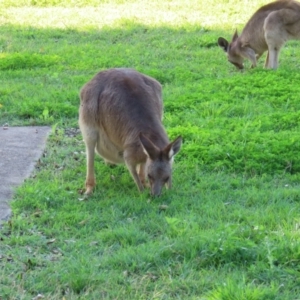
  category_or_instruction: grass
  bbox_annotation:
[1,0,300,299]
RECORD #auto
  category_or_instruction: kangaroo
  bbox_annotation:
[218,0,300,69]
[79,68,182,196]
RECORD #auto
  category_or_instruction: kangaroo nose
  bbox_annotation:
[151,191,161,197]
[151,186,162,197]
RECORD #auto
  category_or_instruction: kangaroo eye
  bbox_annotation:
[148,174,153,181]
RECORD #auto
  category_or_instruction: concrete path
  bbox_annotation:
[0,126,51,223]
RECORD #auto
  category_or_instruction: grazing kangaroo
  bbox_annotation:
[218,0,300,69]
[79,68,182,196]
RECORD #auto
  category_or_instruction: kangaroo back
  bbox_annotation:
[79,68,182,196]
[80,69,163,128]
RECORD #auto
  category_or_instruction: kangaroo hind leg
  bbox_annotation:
[80,123,98,194]
[264,9,293,69]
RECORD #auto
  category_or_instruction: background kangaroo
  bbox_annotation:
[79,68,182,196]
[218,0,300,69]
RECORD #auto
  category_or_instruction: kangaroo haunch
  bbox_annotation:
[218,0,300,70]
[79,68,182,196]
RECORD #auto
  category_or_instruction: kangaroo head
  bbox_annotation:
[218,30,256,70]
[139,133,182,196]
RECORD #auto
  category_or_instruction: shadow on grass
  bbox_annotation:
[0,22,224,124]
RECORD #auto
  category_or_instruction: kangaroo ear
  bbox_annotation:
[218,37,229,52]
[165,136,182,160]
[232,29,238,42]
[241,46,257,67]
[139,133,160,160]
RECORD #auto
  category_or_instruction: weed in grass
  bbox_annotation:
[206,279,277,300]
[0,53,60,70]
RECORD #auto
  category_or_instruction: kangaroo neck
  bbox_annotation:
[143,126,169,149]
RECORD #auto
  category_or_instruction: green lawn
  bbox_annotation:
[1,0,300,299]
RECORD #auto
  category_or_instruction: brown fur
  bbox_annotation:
[218,0,300,69]
[79,68,182,196]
